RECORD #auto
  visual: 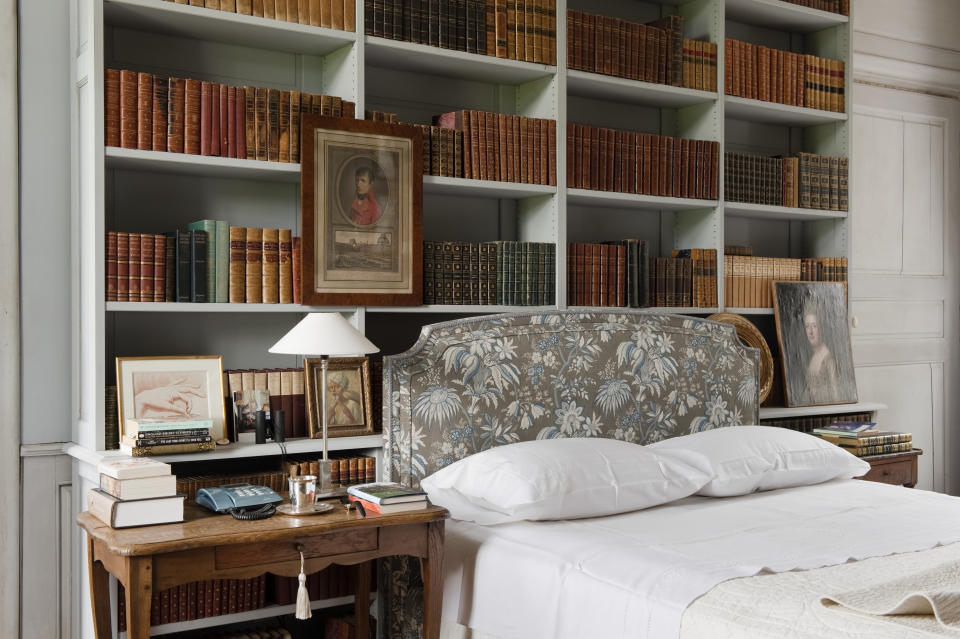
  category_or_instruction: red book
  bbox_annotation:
[184,79,201,154]
[104,69,120,148]
[128,233,141,301]
[227,86,236,159]
[210,83,221,156]
[235,86,246,160]
[116,232,129,302]
[137,72,153,150]
[119,71,138,149]
[139,233,154,302]
[200,81,212,155]
[220,84,230,156]
[152,75,168,152]
[167,77,185,153]
[105,231,118,301]
[153,234,166,302]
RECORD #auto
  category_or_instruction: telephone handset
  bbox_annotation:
[196,483,282,519]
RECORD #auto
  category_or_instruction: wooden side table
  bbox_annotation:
[77,500,448,639]
[857,449,922,488]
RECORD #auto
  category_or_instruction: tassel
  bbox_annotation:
[295,550,312,620]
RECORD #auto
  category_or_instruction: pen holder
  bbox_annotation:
[255,410,267,444]
[272,409,285,442]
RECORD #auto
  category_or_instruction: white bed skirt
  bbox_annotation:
[440,619,503,639]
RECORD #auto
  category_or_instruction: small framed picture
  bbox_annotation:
[300,114,423,306]
[116,355,226,441]
[772,282,858,407]
[304,357,375,438]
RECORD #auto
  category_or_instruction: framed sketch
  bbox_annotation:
[300,115,423,306]
[116,355,226,441]
[772,282,858,407]
[304,357,375,438]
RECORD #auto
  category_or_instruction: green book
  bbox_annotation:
[187,220,217,303]
[215,220,229,303]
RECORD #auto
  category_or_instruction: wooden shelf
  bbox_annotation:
[725,0,848,32]
[567,189,718,212]
[106,302,358,313]
[759,401,887,420]
[103,435,384,464]
[364,36,555,84]
[567,70,717,108]
[724,96,847,126]
[423,175,556,199]
[103,0,357,55]
[725,202,847,221]
[105,147,300,182]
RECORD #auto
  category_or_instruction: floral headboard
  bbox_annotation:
[379,311,759,637]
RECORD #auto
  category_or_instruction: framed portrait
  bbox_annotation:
[116,355,226,441]
[772,282,858,407]
[300,115,423,306]
[304,357,375,438]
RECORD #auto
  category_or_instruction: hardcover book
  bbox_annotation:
[86,488,184,528]
[346,482,427,505]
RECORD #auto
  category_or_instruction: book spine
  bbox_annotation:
[183,79,201,155]
[245,228,263,303]
[292,236,302,304]
[190,230,208,303]
[153,234,166,302]
[137,72,154,151]
[106,232,118,301]
[105,69,121,148]
[262,228,280,303]
[127,233,141,302]
[229,226,246,303]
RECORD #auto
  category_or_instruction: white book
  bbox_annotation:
[97,456,171,480]
[99,473,178,501]
[86,489,184,528]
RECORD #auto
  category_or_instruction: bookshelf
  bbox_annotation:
[71,0,854,633]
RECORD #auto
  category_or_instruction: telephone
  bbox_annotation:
[196,483,282,516]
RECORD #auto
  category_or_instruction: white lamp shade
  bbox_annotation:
[268,313,379,356]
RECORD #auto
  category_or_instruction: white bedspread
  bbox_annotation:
[441,480,960,639]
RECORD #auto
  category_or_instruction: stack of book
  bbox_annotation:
[121,418,215,456]
[161,0,357,32]
[346,482,428,514]
[87,458,184,528]
[813,422,913,457]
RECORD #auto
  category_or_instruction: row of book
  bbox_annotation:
[105,68,354,161]
[286,456,377,485]
[433,110,557,185]
[813,422,913,457]
[367,0,557,65]
[410,124,464,178]
[567,124,720,200]
[566,12,717,92]
[230,227,301,303]
[272,562,376,606]
[162,0,357,31]
[649,253,718,308]
[723,255,847,309]
[118,576,268,629]
[724,40,845,113]
[225,367,308,440]
[780,0,848,15]
[725,151,849,211]
[760,412,873,433]
[423,241,496,304]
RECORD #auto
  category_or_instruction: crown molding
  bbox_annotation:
[854,30,960,97]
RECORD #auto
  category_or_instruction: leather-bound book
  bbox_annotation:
[344,0,355,30]
[275,0,287,19]
[205,0,220,7]
[278,228,293,303]
[261,228,280,303]
[164,234,176,302]
[279,370,295,440]
[289,90,300,163]
[244,227,263,303]
[127,233,141,302]
[184,79,201,154]
[221,0,236,9]
[188,220,218,302]
[210,83,221,156]
[200,81,212,155]
[295,0,308,24]
[189,230,208,303]
[152,76,168,152]
[226,86,236,158]
[291,236,301,304]
[263,0,275,19]
[106,231,118,301]
[314,0,326,27]
[228,226,246,303]
[292,368,306,437]
[251,0,263,15]
[136,72,153,150]
[242,86,255,160]
[331,0,344,29]
[104,69,120,147]
[234,86,245,159]
[278,91,290,162]
[153,234,166,302]
[220,84,230,155]
[167,77,185,153]
[255,87,268,161]
[267,89,280,161]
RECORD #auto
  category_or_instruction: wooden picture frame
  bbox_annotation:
[300,115,423,306]
[772,282,858,407]
[304,356,375,438]
[115,355,226,442]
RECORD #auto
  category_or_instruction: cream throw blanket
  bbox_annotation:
[821,561,960,635]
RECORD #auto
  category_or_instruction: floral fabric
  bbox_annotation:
[379,311,760,637]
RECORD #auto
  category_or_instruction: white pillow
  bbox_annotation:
[647,425,871,497]
[420,437,712,525]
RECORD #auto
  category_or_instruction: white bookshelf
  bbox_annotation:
[760,402,886,421]
[566,70,717,108]
[724,202,847,221]
[724,96,848,126]
[106,302,358,313]
[105,147,301,182]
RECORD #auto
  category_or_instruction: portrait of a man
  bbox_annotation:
[304,356,375,438]
[325,370,363,427]
[349,165,382,226]
[773,282,858,407]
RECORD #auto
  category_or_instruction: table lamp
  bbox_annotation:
[269,312,379,497]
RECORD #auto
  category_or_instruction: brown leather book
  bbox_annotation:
[671,135,681,197]
[205,0,220,7]
[292,368,306,437]
[278,228,293,303]
[164,235,176,301]
[319,0,331,27]
[228,226,246,303]
[200,81,212,155]
[220,84,230,155]
[308,0,321,25]
[153,235,166,302]
[221,0,236,9]
[254,87,268,160]
[289,90,300,164]
[331,0,344,28]
[251,0,263,15]
[267,89,280,161]
[263,0,276,18]
[105,231,118,301]
[292,236,301,304]
[237,0,251,11]
[128,233,141,301]
[210,83,221,156]
[242,86,255,160]
[261,228,280,303]
[275,0,287,19]
[597,126,607,191]
[288,0,301,23]
[105,69,120,148]
[244,228,263,303]
[343,0,355,30]
[278,91,290,162]
[116,232,129,302]
[279,370,294,440]
[166,77,185,153]
[184,79,201,154]
[226,86,236,158]
[587,125,598,191]
[137,72,154,150]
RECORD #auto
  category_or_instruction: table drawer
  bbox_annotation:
[860,459,915,487]
[215,528,378,569]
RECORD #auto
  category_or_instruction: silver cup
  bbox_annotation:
[288,475,317,513]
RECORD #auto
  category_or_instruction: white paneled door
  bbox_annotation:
[851,83,959,493]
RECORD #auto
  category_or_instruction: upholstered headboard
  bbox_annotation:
[383,310,760,490]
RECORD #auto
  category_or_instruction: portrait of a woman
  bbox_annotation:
[802,301,841,404]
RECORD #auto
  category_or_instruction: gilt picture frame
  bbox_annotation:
[300,115,423,306]
[772,282,858,407]
[304,357,375,439]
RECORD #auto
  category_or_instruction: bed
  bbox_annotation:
[381,311,960,639]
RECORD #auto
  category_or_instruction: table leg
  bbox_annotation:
[86,537,113,639]
[124,557,154,639]
[355,561,371,639]
[421,520,444,639]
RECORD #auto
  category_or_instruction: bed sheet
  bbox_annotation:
[441,480,960,639]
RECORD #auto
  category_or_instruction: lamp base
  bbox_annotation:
[316,458,347,500]
[315,486,348,500]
